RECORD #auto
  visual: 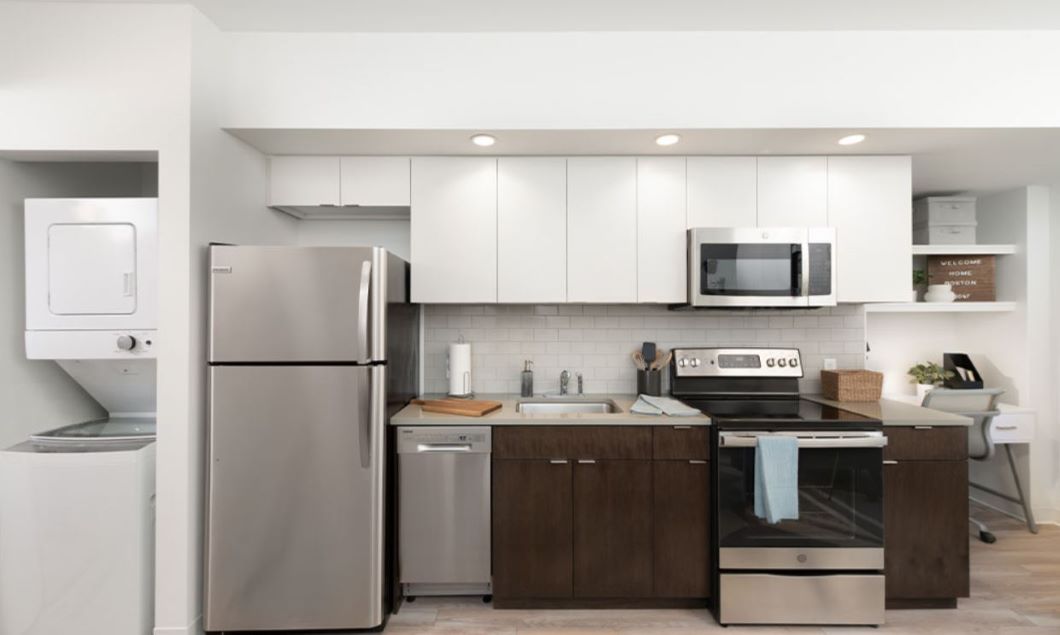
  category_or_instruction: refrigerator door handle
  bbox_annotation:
[357,260,372,363]
[360,369,372,469]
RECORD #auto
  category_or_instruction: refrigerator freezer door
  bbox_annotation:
[208,245,377,363]
[204,364,385,631]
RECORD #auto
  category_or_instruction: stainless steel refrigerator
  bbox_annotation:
[204,245,418,632]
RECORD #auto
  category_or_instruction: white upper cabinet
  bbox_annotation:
[757,156,828,227]
[340,157,410,207]
[567,158,637,303]
[269,156,341,207]
[637,157,687,303]
[687,157,757,228]
[827,156,913,303]
[410,157,498,303]
[497,158,567,303]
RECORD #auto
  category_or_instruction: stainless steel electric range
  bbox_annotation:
[670,347,887,627]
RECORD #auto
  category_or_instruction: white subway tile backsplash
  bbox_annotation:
[423,304,865,395]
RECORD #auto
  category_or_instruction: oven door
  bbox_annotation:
[688,228,808,307]
[716,431,886,564]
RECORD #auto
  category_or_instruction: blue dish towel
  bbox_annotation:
[754,435,799,524]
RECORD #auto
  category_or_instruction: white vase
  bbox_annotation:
[924,282,956,303]
[915,383,934,401]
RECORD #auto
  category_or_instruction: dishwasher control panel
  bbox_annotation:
[396,426,491,453]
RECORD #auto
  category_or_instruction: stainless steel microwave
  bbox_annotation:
[688,227,836,307]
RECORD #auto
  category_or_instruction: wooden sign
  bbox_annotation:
[927,255,996,301]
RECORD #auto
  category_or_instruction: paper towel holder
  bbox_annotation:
[446,336,475,399]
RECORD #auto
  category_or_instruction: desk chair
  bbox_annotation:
[922,388,1038,543]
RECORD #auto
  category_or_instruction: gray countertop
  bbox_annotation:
[391,394,712,426]
[804,395,972,427]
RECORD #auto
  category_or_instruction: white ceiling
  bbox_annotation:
[226,127,1060,196]
[26,0,1060,32]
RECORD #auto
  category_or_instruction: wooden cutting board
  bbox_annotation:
[411,398,503,417]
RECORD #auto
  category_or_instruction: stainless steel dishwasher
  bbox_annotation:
[397,426,491,599]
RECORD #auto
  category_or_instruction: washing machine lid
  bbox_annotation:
[29,416,156,452]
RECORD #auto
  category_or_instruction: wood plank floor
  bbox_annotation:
[386,505,1059,634]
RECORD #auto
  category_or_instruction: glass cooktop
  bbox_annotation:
[677,397,879,428]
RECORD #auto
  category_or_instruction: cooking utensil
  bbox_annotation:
[641,342,657,366]
[651,351,673,371]
[631,351,647,370]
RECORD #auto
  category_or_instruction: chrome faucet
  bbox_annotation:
[560,370,571,395]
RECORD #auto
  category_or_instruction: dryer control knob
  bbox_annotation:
[117,335,137,351]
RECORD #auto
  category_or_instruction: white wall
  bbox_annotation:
[225,31,1060,129]
[1,4,200,634]
[295,219,410,259]
[0,160,155,448]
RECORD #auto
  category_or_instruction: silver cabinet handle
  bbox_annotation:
[995,425,1018,431]
[577,459,596,464]
[689,460,707,465]
[914,425,934,430]
[549,459,568,464]
[357,260,372,363]
[883,460,898,465]
[673,425,692,430]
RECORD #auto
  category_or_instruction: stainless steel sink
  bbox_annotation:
[515,398,621,415]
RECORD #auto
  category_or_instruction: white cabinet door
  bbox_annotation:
[268,156,341,206]
[410,157,498,303]
[827,156,912,303]
[497,158,567,303]
[757,156,828,226]
[687,157,757,227]
[567,158,638,303]
[637,157,687,303]
[340,157,410,206]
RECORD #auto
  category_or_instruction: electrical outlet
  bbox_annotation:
[824,358,838,370]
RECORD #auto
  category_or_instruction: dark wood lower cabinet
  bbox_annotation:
[573,460,653,598]
[492,459,573,599]
[653,461,710,598]
[884,459,970,603]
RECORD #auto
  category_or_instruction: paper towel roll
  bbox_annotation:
[447,342,472,397]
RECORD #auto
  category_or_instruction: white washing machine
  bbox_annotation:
[0,419,156,635]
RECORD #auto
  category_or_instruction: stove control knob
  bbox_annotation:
[778,358,787,368]
[678,358,688,368]
[766,358,775,368]
[789,358,799,368]
[116,335,137,351]
[690,358,701,368]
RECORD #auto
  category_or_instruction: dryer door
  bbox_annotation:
[48,223,137,315]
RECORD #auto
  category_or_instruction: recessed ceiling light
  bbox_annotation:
[838,134,866,146]
[470,134,496,147]
[655,133,681,147]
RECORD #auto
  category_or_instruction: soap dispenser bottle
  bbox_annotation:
[521,360,534,397]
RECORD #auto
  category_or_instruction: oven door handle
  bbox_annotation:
[719,433,888,449]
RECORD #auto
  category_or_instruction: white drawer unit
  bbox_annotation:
[989,410,1035,444]
[913,196,977,225]
[24,198,157,334]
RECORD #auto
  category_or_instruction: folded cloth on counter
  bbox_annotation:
[754,435,800,524]
[630,395,702,417]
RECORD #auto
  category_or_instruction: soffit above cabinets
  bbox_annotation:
[233,127,1060,196]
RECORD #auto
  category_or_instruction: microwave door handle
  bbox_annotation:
[801,240,811,298]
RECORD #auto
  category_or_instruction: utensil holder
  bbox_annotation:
[637,369,662,397]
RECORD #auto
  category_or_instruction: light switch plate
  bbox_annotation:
[824,358,838,370]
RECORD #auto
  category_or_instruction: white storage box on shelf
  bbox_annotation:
[913,196,977,245]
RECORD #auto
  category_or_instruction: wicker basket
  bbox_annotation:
[820,370,883,402]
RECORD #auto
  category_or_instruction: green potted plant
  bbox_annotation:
[908,362,955,400]
[912,269,927,302]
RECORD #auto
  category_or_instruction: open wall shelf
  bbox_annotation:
[911,244,1016,256]
[865,301,1017,314]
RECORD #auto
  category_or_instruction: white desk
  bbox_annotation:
[884,393,1035,444]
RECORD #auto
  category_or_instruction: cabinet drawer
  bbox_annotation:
[493,426,651,460]
[989,413,1035,444]
[884,426,967,461]
[653,426,711,460]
